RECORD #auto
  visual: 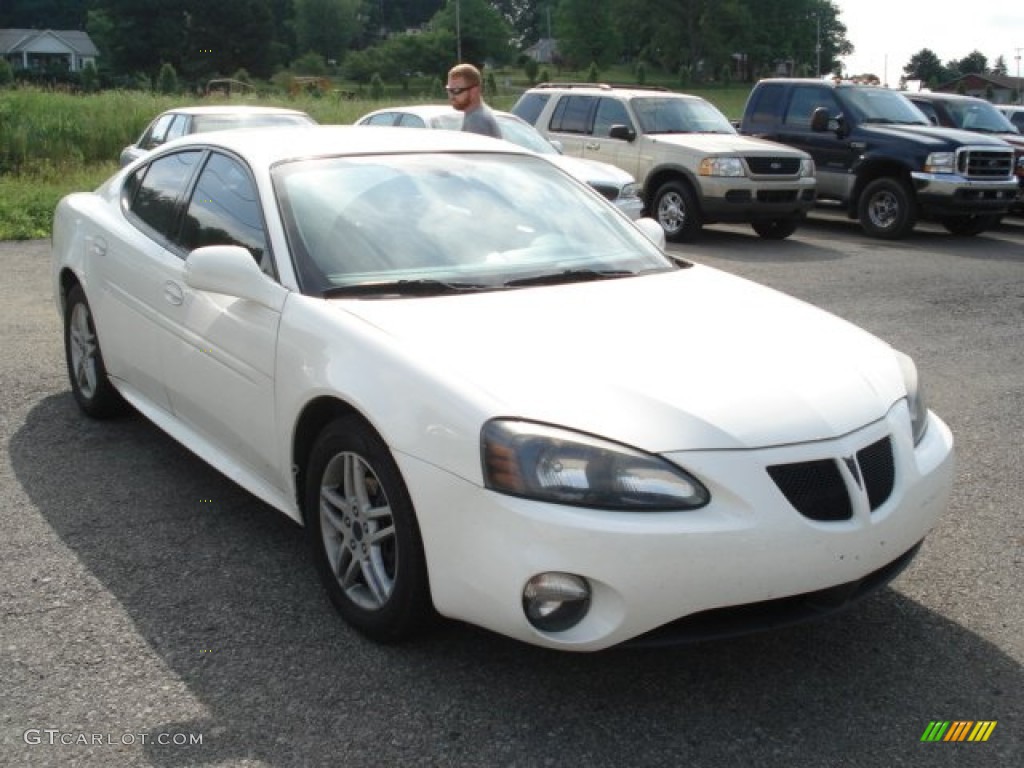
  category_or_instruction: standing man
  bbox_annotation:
[446,63,501,138]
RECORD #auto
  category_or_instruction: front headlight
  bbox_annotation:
[924,151,955,174]
[800,157,816,178]
[620,181,641,199]
[699,157,746,177]
[481,419,710,511]
[896,351,929,445]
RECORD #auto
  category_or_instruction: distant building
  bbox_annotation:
[932,73,1023,104]
[0,29,99,73]
[524,38,558,65]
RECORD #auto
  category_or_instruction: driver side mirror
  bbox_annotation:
[810,107,831,132]
[609,124,636,142]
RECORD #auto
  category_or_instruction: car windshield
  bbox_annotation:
[632,97,736,134]
[843,88,929,125]
[273,152,674,297]
[945,101,1017,133]
[192,113,314,132]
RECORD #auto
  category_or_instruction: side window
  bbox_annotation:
[363,113,398,126]
[748,84,785,126]
[140,113,175,149]
[164,114,190,142]
[511,93,550,125]
[914,101,939,125]
[592,98,633,138]
[126,150,204,240]
[396,114,427,128]
[549,95,597,134]
[179,152,270,274]
[784,87,840,128]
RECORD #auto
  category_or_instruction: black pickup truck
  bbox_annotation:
[740,78,1018,238]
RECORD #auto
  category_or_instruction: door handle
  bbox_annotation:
[163,281,184,306]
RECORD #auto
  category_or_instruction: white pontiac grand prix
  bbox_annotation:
[52,125,954,651]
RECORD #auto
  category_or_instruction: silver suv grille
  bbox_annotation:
[956,147,1014,179]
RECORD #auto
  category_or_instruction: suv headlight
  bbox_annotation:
[896,351,929,445]
[924,151,955,174]
[699,157,746,177]
[482,419,710,510]
[800,157,815,177]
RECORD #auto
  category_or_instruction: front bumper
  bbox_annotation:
[399,402,955,651]
[911,172,1018,216]
[700,177,817,223]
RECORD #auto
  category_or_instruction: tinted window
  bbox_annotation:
[164,114,190,142]
[141,113,175,149]
[362,113,399,126]
[128,150,203,240]
[913,100,940,125]
[550,95,596,134]
[180,152,269,272]
[593,98,633,137]
[511,93,550,125]
[784,87,841,128]
[747,83,786,126]
[396,114,427,128]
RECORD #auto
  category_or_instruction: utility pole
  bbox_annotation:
[1016,48,1022,104]
[815,14,821,77]
[456,0,462,61]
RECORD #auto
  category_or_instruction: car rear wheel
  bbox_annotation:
[653,181,702,242]
[751,217,799,240]
[939,214,1000,236]
[858,178,916,239]
[305,416,434,642]
[64,284,124,418]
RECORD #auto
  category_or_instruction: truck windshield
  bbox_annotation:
[843,88,929,125]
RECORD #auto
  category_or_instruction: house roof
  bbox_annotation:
[933,72,1024,92]
[0,29,99,57]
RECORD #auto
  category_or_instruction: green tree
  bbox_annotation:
[157,62,179,94]
[0,58,13,87]
[80,61,100,92]
[554,0,619,69]
[431,0,515,68]
[295,0,363,66]
[903,48,946,86]
[956,50,988,75]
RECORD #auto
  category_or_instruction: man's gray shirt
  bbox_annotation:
[462,104,501,138]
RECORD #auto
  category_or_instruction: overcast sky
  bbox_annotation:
[833,0,1024,83]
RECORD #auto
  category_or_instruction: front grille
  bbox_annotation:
[756,189,798,203]
[957,147,1014,179]
[746,156,802,175]
[767,460,852,521]
[767,435,897,522]
[857,437,895,511]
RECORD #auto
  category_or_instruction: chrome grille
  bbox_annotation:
[956,147,1014,179]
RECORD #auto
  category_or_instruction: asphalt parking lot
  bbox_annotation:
[1,214,1021,767]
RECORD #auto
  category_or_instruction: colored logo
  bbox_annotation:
[921,721,997,742]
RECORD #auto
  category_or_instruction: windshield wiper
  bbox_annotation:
[321,278,490,298]
[503,268,634,288]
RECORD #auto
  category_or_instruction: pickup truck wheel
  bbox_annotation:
[751,217,799,240]
[653,181,702,242]
[858,178,916,239]
[940,214,999,236]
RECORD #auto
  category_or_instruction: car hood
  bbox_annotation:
[546,154,635,186]
[653,132,809,156]
[336,266,905,452]
[861,123,1014,148]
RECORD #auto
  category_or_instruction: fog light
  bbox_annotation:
[522,573,591,632]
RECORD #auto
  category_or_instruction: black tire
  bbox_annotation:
[305,415,434,642]
[63,284,125,418]
[940,214,1000,237]
[652,180,702,242]
[858,177,917,239]
[751,217,799,240]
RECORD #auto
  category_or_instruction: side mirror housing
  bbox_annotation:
[185,245,287,311]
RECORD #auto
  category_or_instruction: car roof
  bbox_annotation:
[528,83,702,100]
[906,92,987,103]
[160,105,311,117]
[159,124,530,166]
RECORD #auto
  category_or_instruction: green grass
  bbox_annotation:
[0,80,753,240]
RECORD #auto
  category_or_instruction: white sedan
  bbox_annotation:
[53,126,954,651]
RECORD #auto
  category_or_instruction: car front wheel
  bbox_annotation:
[305,416,434,642]
[653,181,702,242]
[858,177,917,239]
[63,284,124,418]
[751,217,799,240]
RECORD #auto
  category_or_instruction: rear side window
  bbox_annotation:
[549,95,597,134]
[593,98,633,137]
[511,93,550,125]
[140,113,175,149]
[126,150,203,241]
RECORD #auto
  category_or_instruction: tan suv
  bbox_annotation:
[512,83,816,241]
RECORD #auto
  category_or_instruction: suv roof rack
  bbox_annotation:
[533,82,671,92]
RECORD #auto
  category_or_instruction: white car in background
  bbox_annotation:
[119,105,316,167]
[54,125,954,651]
[356,104,644,219]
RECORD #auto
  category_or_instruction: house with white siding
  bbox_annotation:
[0,29,99,73]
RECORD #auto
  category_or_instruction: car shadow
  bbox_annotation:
[10,394,1022,767]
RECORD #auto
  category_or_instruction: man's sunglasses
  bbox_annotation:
[445,85,477,96]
